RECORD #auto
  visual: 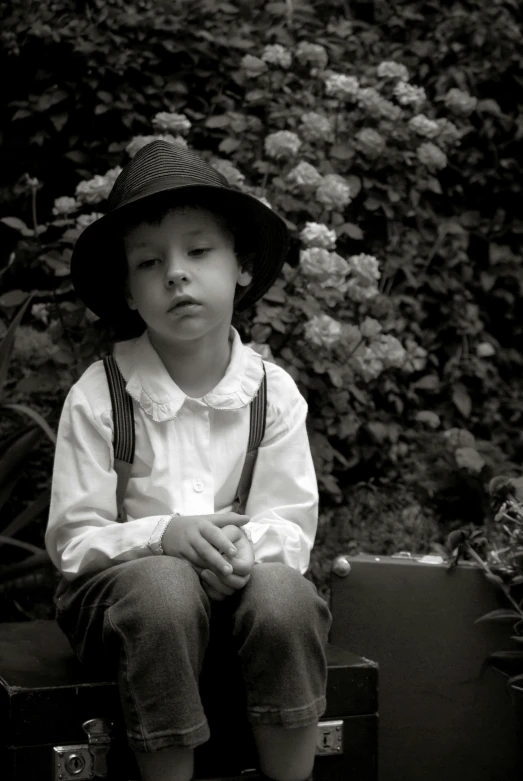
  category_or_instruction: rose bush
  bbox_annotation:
[1,0,522,600]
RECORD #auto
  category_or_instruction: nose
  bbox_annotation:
[164,256,189,287]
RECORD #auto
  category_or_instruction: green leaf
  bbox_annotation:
[37,89,68,112]
[0,535,43,555]
[96,90,113,104]
[263,286,287,304]
[484,571,504,588]
[363,197,381,211]
[412,374,440,391]
[475,609,521,624]
[51,112,68,132]
[0,474,17,514]
[489,651,523,662]
[12,109,32,121]
[205,115,230,128]
[1,216,29,233]
[41,252,70,277]
[507,673,523,689]
[338,222,364,240]
[491,660,523,680]
[218,137,240,154]
[0,427,41,494]
[346,176,362,198]
[0,290,29,308]
[330,144,353,161]
[64,150,89,164]
[266,2,288,13]
[0,489,50,542]
[2,404,57,445]
[452,384,472,417]
[0,294,33,397]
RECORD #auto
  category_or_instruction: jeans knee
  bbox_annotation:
[239,563,331,641]
[109,556,209,633]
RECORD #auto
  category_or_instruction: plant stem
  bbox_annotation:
[466,544,523,617]
[31,184,41,244]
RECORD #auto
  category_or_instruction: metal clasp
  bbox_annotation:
[82,718,113,778]
[53,718,112,780]
[316,719,344,755]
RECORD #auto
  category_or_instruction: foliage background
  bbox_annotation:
[0,0,522,612]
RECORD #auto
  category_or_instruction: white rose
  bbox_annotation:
[377,61,409,81]
[316,174,352,210]
[287,161,323,188]
[300,222,337,249]
[152,112,192,134]
[52,196,78,216]
[264,131,302,159]
[304,314,342,348]
[261,44,292,69]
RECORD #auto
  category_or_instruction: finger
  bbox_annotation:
[202,581,226,601]
[176,548,209,571]
[200,524,238,557]
[229,556,254,578]
[219,525,245,545]
[213,514,250,528]
[201,569,235,596]
[191,539,235,577]
[213,569,250,590]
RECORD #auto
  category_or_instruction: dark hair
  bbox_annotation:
[108,189,257,339]
[117,189,255,267]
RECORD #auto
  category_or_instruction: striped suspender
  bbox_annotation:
[103,354,267,522]
[103,355,135,522]
[232,365,267,515]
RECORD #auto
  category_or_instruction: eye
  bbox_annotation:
[188,247,211,257]
[137,258,160,269]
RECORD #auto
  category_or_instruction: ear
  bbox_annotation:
[237,268,253,287]
[125,281,138,310]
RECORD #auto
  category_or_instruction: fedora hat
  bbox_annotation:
[70,141,290,328]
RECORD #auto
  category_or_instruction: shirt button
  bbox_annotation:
[193,479,204,493]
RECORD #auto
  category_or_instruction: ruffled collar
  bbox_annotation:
[113,327,264,423]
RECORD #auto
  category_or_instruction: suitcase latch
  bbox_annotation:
[316,719,344,755]
[52,718,112,780]
[83,718,112,778]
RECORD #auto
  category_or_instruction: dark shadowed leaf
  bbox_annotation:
[452,384,472,417]
[1,217,29,233]
[205,115,231,128]
[0,294,33,396]
[338,222,364,240]
[475,609,521,624]
[0,290,28,308]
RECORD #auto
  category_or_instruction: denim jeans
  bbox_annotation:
[55,558,332,753]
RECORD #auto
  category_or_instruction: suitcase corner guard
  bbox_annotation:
[53,717,112,780]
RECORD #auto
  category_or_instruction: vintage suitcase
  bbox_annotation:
[330,552,523,781]
[0,619,378,781]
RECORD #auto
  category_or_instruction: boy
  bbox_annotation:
[46,141,331,781]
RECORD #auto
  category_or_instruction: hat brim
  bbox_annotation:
[71,182,290,326]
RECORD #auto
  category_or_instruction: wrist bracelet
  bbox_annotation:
[157,512,180,555]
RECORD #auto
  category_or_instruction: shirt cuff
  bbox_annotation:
[147,514,177,555]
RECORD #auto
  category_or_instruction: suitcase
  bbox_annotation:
[0,619,378,781]
[330,552,523,781]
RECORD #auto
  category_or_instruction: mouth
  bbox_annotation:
[168,297,201,313]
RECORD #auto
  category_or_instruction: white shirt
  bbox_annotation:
[45,328,319,581]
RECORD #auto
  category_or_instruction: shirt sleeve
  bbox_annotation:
[45,383,170,581]
[243,366,319,574]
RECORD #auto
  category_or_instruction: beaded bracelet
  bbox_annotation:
[156,512,180,555]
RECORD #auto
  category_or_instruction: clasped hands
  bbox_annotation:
[161,513,254,601]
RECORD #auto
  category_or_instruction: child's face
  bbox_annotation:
[123,206,251,345]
